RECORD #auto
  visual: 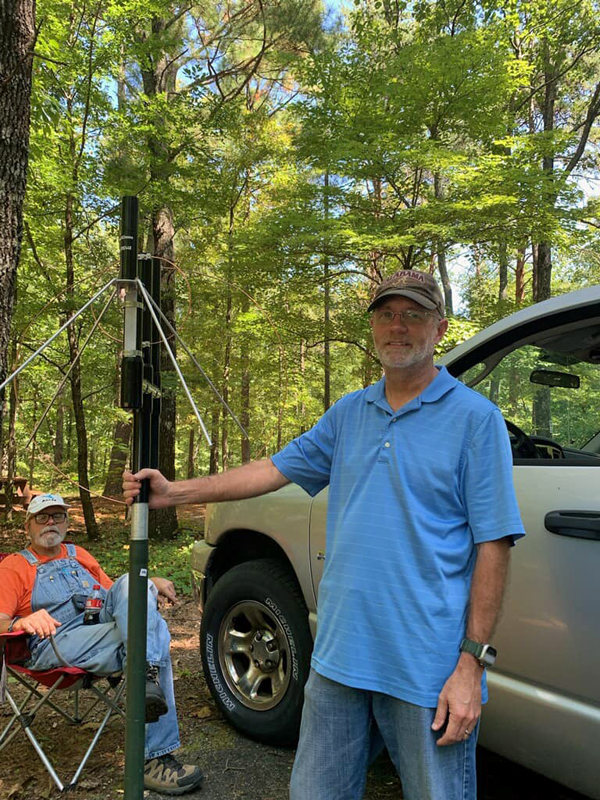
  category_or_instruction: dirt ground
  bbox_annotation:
[0,501,591,800]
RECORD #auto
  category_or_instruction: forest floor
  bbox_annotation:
[0,496,590,800]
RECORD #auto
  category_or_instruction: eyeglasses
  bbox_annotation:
[373,309,439,326]
[32,512,67,524]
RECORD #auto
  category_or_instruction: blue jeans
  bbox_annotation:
[27,574,180,760]
[290,670,479,800]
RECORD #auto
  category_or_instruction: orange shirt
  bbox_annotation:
[0,544,113,619]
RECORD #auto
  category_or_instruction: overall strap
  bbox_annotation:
[18,549,39,566]
[65,543,77,558]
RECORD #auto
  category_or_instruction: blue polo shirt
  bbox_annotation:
[272,367,525,706]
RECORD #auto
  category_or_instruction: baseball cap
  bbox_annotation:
[26,493,70,519]
[368,270,445,317]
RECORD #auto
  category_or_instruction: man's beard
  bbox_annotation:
[376,338,436,371]
[39,526,65,547]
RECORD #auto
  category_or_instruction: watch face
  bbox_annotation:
[482,645,497,665]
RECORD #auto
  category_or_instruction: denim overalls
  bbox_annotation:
[20,545,180,759]
[21,544,108,655]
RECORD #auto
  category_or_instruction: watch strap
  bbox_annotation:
[460,637,496,666]
[460,637,483,659]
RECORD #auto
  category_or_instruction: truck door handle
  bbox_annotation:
[544,510,600,541]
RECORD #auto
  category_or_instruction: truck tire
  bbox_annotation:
[200,558,313,745]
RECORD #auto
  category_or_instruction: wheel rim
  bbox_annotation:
[217,599,292,711]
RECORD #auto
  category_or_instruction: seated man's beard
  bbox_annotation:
[40,527,65,545]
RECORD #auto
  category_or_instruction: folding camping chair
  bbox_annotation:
[0,565,126,792]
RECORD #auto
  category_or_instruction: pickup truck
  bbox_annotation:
[191,285,600,799]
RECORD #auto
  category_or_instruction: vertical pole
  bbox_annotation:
[150,257,162,470]
[120,196,147,800]
[140,254,154,473]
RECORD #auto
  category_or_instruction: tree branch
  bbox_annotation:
[81,383,113,402]
[513,44,598,114]
[76,1,103,169]
[23,221,56,289]
[164,4,195,31]
[565,80,600,175]
[305,338,377,360]
[72,199,130,243]
[18,342,68,374]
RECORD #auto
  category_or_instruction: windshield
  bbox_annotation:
[459,345,600,451]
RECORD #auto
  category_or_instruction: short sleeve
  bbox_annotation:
[271,404,339,497]
[462,409,526,545]
[0,559,27,617]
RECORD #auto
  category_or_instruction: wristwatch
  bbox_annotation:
[460,637,497,667]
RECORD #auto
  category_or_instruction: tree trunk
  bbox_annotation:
[54,389,64,466]
[436,247,453,317]
[532,387,552,439]
[498,242,509,301]
[277,350,283,452]
[187,427,195,479]
[0,0,35,446]
[66,410,72,463]
[362,348,377,389]
[152,206,178,539]
[4,340,18,521]
[369,178,383,286]
[508,364,520,418]
[65,195,98,538]
[209,405,220,475]
[515,248,527,303]
[221,287,232,471]
[29,392,37,485]
[240,293,251,463]
[299,339,306,435]
[489,375,500,406]
[104,419,132,496]
[433,170,453,316]
[533,42,557,303]
[365,239,381,386]
[533,242,552,303]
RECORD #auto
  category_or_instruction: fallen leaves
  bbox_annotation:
[190,705,212,719]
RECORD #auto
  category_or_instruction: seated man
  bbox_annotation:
[0,493,203,796]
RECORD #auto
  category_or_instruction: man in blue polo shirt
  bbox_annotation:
[123,270,525,800]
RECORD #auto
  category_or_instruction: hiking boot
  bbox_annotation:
[145,664,168,723]
[144,753,203,795]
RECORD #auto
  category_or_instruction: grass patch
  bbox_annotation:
[84,521,201,594]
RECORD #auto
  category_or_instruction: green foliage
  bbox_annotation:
[436,316,481,357]
[84,520,199,593]
[461,342,600,448]
[4,0,599,505]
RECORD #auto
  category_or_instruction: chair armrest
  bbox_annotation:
[0,630,31,664]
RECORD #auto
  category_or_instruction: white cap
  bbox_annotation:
[26,493,70,519]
